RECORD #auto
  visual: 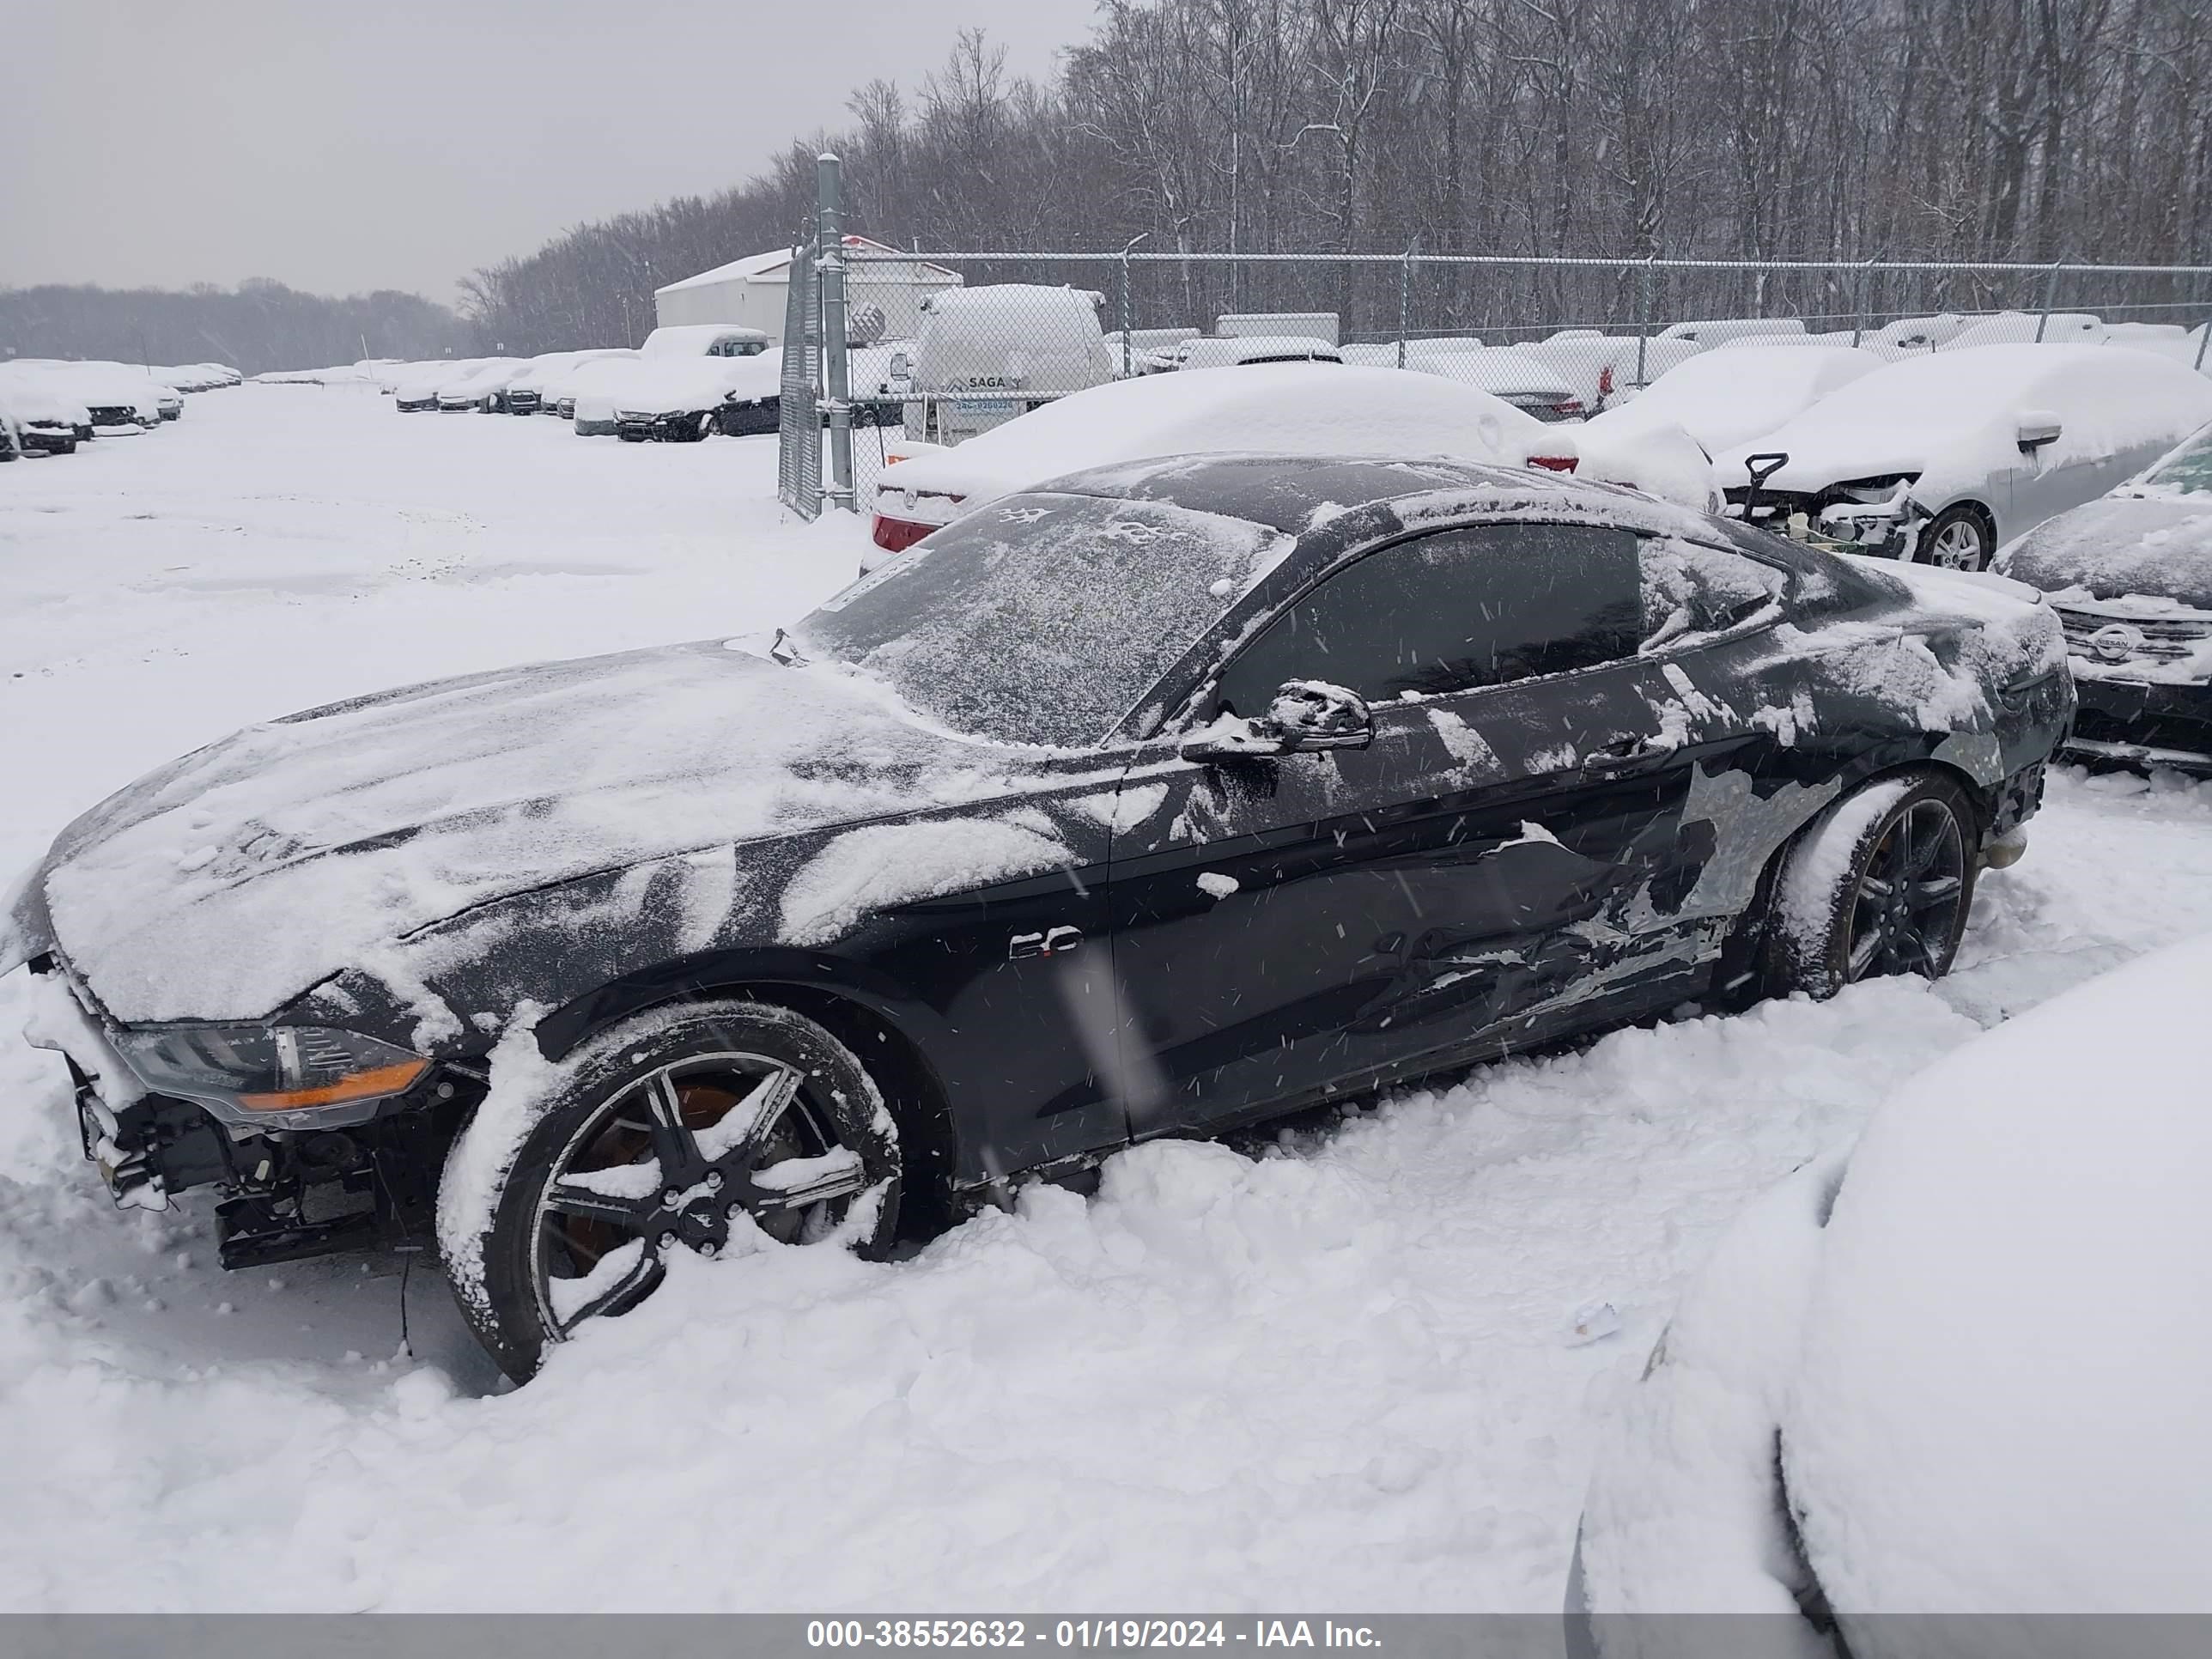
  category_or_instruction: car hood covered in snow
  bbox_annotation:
[3,642,1036,1027]
[2000,492,2212,607]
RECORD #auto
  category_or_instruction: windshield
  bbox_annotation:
[796,491,1290,747]
[2141,426,2212,495]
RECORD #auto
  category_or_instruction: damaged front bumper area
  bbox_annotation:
[21,959,479,1271]
[2064,674,2212,776]
[1724,477,1925,560]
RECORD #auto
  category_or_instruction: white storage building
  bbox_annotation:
[653,237,963,344]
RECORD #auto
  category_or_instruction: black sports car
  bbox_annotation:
[3,456,2072,1379]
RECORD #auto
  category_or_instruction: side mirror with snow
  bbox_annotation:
[1181,681,1374,761]
[2016,410,2063,453]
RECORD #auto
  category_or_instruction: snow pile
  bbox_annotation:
[1787,930,2212,1614]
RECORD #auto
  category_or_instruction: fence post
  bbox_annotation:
[2196,288,2211,373]
[1119,232,1148,378]
[1398,238,1419,368]
[1850,255,1875,348]
[817,153,855,514]
[2033,261,2063,343]
[1635,257,1656,386]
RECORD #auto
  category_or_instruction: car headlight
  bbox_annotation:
[112,1024,428,1114]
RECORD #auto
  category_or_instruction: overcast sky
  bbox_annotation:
[2,0,1096,304]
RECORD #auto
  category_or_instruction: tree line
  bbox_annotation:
[0,280,471,377]
[462,0,2212,354]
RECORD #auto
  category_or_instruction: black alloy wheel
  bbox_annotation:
[1766,771,1980,1000]
[454,1000,900,1380]
[1840,797,1968,981]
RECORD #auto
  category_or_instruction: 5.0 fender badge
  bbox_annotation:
[1008,925,1083,961]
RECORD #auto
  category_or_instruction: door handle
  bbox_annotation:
[1580,738,1670,777]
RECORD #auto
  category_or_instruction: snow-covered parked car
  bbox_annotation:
[863,362,1711,558]
[504,349,628,416]
[1526,331,1705,414]
[1570,927,2212,1638]
[3,453,2071,1382]
[579,349,786,442]
[393,360,489,413]
[1176,335,1344,369]
[905,283,1116,442]
[33,362,165,433]
[1584,343,1886,455]
[1997,418,2212,774]
[1715,343,2212,569]
[0,369,93,454]
[545,352,638,422]
[1405,344,1589,422]
[434,358,526,413]
[636,324,773,361]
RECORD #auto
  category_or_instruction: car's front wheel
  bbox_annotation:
[1765,770,1979,1000]
[1917,504,1993,571]
[441,1000,902,1381]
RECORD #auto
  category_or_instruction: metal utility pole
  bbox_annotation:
[817,153,856,514]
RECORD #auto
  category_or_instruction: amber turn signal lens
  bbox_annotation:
[238,1059,429,1112]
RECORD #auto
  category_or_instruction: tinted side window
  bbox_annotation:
[1213,523,1642,713]
[1638,538,1786,651]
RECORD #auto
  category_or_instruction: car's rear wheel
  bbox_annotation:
[1765,771,1979,1000]
[1918,505,1993,571]
[443,1000,901,1382]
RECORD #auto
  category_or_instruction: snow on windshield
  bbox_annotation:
[799,491,1292,746]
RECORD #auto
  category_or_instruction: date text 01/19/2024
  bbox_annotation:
[805,1620,1383,1649]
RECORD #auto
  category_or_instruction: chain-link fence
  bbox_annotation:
[779,245,2212,522]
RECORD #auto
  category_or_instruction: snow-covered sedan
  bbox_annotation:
[393,360,490,413]
[4,455,2072,1382]
[575,350,786,442]
[1570,927,2212,1641]
[0,369,93,453]
[1176,335,1345,369]
[1717,343,2212,569]
[434,358,526,413]
[1584,344,1885,454]
[32,362,165,433]
[865,362,1713,559]
[1997,419,2212,774]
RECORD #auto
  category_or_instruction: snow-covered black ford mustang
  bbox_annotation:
[2,455,2074,1378]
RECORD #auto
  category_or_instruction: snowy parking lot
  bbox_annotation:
[4,385,2212,1612]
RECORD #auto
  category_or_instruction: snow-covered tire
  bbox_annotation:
[1765,770,1980,1001]
[439,999,901,1382]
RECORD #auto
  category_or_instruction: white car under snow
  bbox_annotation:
[864,362,1717,563]
[1571,927,2212,1635]
[1714,343,2212,569]
[1585,343,1886,455]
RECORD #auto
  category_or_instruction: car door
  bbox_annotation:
[1102,520,1738,1139]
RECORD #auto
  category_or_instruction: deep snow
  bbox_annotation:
[4,386,2212,1611]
